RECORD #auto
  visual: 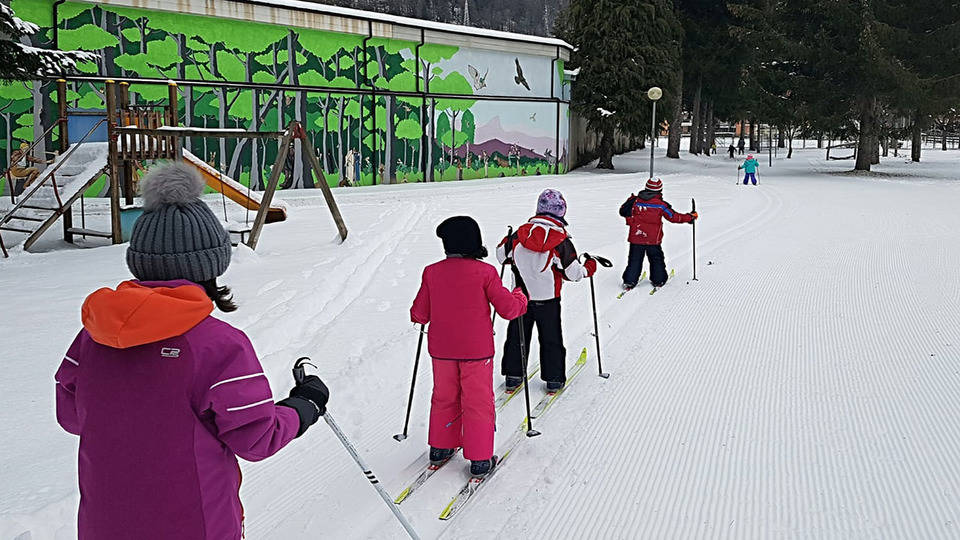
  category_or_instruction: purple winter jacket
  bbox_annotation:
[55,280,301,539]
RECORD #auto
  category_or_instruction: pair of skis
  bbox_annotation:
[437,348,589,520]
[617,269,674,298]
[393,364,541,505]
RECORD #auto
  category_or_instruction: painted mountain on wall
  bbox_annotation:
[475,117,556,158]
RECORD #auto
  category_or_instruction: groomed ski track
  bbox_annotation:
[3,147,960,539]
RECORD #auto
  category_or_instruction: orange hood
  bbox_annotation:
[81,281,214,348]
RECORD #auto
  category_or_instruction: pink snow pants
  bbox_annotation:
[429,358,495,461]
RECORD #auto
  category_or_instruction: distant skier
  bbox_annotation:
[619,178,697,290]
[410,216,527,478]
[497,189,598,393]
[54,164,328,539]
[728,143,736,159]
[737,137,745,155]
[739,154,760,185]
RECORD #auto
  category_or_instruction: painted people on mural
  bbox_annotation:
[355,151,362,184]
[344,150,356,186]
[9,142,53,195]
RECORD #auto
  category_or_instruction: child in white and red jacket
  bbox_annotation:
[496,189,597,392]
[411,216,527,477]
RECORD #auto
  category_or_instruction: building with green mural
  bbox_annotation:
[1,0,573,196]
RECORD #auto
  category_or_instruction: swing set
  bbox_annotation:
[107,79,348,250]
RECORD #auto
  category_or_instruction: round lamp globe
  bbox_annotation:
[647,87,663,101]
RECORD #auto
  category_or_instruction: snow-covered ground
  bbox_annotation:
[2,145,960,539]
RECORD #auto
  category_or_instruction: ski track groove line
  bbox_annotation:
[241,203,431,539]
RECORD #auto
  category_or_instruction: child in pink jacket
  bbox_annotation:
[410,216,527,476]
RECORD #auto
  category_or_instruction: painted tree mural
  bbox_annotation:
[2,0,567,193]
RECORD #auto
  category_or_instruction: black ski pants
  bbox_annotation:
[502,298,566,384]
[622,243,668,287]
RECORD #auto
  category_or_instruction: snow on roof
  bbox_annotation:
[244,0,573,50]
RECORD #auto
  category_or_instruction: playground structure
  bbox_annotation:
[0,79,347,258]
[182,150,287,224]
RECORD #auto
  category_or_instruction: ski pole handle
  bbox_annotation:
[292,357,316,385]
[582,253,613,268]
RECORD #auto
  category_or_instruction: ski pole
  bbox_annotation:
[692,198,698,281]
[516,313,540,437]
[582,253,612,378]
[492,226,514,326]
[393,324,425,442]
[293,358,421,540]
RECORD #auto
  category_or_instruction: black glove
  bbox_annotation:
[291,375,329,414]
[278,375,329,437]
[278,396,319,437]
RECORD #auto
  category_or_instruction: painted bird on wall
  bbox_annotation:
[468,65,488,91]
[514,58,530,91]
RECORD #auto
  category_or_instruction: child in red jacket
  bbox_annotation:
[410,216,527,477]
[619,178,697,289]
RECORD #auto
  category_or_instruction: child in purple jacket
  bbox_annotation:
[55,163,328,540]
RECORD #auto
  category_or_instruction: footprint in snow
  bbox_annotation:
[258,279,283,295]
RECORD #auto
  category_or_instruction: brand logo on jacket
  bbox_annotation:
[160,348,181,358]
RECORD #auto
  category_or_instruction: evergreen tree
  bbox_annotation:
[668,1,751,159]
[0,3,96,81]
[731,0,912,171]
[874,0,960,161]
[556,0,681,169]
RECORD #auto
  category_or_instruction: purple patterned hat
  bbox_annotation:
[536,189,567,220]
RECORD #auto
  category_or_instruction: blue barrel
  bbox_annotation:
[120,206,144,243]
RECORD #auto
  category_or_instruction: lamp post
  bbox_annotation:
[648,86,662,180]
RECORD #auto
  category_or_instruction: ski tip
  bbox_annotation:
[438,500,456,520]
[394,489,410,504]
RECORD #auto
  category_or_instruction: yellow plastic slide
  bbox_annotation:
[182,150,287,224]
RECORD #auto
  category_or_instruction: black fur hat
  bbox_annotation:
[436,216,488,259]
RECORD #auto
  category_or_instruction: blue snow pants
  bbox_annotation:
[743,172,757,185]
[622,244,668,287]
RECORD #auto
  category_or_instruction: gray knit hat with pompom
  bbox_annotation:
[126,162,231,283]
